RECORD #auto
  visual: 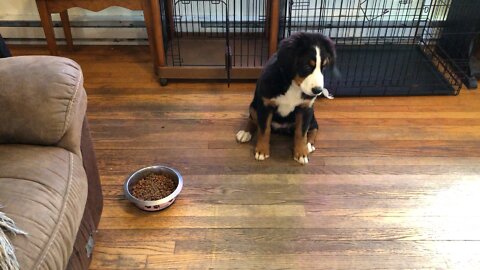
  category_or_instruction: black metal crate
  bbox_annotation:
[280,0,472,96]
[436,0,480,89]
[155,0,476,92]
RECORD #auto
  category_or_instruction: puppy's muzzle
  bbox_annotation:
[312,87,323,95]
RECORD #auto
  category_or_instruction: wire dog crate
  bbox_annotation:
[157,0,273,85]
[437,0,480,89]
[154,0,476,95]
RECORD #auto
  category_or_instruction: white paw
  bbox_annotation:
[255,152,269,161]
[307,143,316,153]
[236,130,252,143]
[294,155,309,165]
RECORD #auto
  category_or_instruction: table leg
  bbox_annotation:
[36,0,58,55]
[142,0,158,69]
[149,0,166,67]
[60,10,74,50]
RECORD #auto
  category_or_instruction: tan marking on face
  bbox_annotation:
[309,60,316,67]
[294,75,306,86]
[256,112,273,156]
[323,58,330,67]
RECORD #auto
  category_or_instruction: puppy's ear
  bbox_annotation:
[276,32,308,77]
[319,35,341,79]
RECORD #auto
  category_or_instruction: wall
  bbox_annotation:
[2,1,140,18]
[0,1,147,44]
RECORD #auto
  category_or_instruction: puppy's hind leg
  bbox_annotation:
[236,106,258,143]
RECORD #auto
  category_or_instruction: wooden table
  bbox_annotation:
[35,0,163,68]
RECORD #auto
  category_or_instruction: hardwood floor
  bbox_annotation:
[10,45,480,269]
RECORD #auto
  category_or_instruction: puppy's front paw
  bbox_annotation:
[255,144,270,161]
[236,130,252,143]
[294,145,310,165]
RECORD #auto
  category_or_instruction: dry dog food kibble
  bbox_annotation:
[131,173,176,201]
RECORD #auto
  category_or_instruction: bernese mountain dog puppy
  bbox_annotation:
[236,32,337,165]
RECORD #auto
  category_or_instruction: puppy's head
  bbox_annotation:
[277,32,337,96]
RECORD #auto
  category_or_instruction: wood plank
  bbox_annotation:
[146,254,449,269]
[98,216,480,237]
[95,241,175,255]
[92,228,443,242]
[95,161,480,175]
[101,203,306,218]
[89,253,146,270]
[171,239,462,256]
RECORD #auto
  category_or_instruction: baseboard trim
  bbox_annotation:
[0,16,148,44]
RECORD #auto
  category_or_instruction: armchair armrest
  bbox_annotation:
[0,56,87,155]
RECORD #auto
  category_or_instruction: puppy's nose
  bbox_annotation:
[312,87,323,95]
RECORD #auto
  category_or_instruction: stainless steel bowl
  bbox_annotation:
[124,165,183,211]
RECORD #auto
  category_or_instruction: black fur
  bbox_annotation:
[249,32,336,135]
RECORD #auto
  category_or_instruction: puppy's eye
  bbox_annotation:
[309,60,316,67]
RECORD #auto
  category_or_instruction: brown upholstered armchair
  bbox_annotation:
[0,56,103,269]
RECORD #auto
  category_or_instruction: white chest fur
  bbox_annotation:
[272,83,316,117]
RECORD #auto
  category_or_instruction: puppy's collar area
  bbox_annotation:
[318,88,334,99]
[300,87,335,99]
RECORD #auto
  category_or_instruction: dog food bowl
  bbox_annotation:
[124,165,183,211]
